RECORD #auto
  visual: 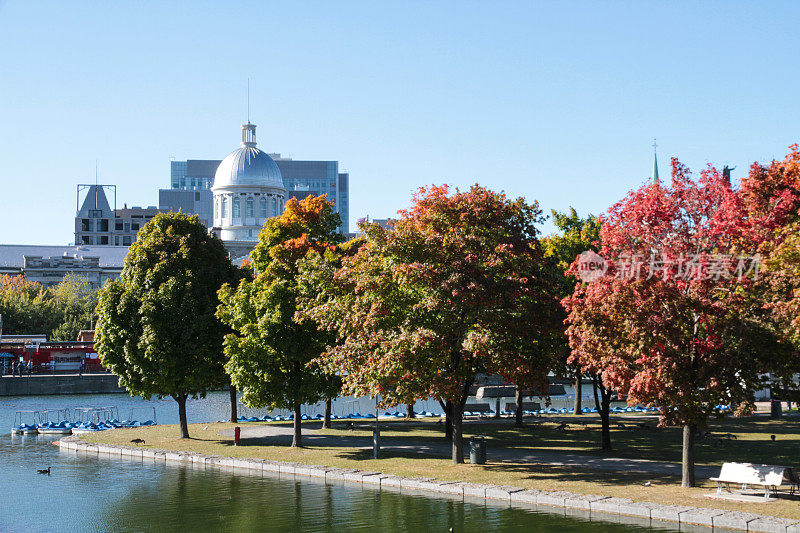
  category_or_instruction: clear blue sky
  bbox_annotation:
[1,1,798,245]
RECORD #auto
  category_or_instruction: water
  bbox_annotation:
[0,393,678,532]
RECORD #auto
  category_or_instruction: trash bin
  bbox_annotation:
[470,436,486,465]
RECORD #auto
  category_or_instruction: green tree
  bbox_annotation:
[217,195,343,447]
[95,213,237,438]
[301,185,560,463]
[49,273,98,341]
[0,274,52,335]
[542,208,604,432]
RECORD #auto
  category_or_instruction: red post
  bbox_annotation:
[234,426,241,446]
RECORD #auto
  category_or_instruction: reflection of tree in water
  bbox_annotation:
[95,465,651,532]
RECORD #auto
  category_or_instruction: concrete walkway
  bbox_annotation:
[219,422,717,478]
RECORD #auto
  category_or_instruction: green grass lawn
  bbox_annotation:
[82,412,800,520]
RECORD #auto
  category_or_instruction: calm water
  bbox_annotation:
[0,393,678,532]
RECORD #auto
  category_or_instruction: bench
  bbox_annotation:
[504,402,542,413]
[710,462,799,499]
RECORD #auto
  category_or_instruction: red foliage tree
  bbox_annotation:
[565,160,772,487]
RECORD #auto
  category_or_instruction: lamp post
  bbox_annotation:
[373,395,380,459]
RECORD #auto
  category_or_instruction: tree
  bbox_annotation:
[95,213,237,439]
[49,273,97,341]
[217,195,343,447]
[0,274,52,335]
[301,185,559,463]
[543,208,601,418]
[564,161,773,486]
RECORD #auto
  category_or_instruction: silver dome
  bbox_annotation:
[211,122,284,190]
[212,146,284,189]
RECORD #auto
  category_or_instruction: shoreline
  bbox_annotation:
[57,435,799,532]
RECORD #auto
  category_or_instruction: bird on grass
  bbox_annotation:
[37,467,51,475]
[642,481,651,487]
[130,438,146,445]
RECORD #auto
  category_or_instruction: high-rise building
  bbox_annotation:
[160,149,350,234]
[74,185,165,246]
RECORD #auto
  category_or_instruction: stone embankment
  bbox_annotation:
[57,436,799,533]
[0,373,124,396]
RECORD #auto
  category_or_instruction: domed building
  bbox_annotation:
[211,121,285,258]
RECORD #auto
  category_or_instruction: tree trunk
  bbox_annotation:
[682,424,696,487]
[599,389,612,451]
[175,394,189,439]
[451,402,464,464]
[514,386,524,427]
[573,372,582,415]
[292,402,302,447]
[322,398,332,429]
[229,385,238,423]
[439,399,453,441]
[593,375,612,451]
[406,403,415,419]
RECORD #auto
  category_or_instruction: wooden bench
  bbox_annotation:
[504,402,542,413]
[710,462,799,499]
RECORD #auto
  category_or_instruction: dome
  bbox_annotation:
[211,122,284,191]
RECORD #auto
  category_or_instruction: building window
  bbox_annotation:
[89,209,102,218]
[115,237,120,246]
[221,197,228,219]
[122,236,131,246]
[99,219,109,232]
[99,236,109,245]
[195,192,200,201]
[259,197,267,218]
[272,197,278,216]
[81,219,92,232]
[82,236,91,245]
[246,197,254,218]
[115,221,123,231]
[233,197,240,218]
[132,223,140,231]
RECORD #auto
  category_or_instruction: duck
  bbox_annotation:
[130,438,146,445]
[37,467,51,475]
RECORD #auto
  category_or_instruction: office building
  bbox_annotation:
[74,185,166,246]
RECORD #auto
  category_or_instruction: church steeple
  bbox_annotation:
[652,139,660,185]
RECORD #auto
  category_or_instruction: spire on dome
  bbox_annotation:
[241,122,257,148]
[652,139,660,184]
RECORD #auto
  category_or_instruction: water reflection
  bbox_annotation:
[0,394,679,532]
[89,459,672,533]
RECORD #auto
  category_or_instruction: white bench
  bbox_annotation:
[710,462,799,499]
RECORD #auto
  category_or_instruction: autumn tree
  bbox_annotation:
[300,185,559,463]
[543,208,601,417]
[738,145,800,401]
[217,195,343,447]
[565,161,777,487]
[95,213,237,439]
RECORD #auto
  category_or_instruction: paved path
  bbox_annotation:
[219,422,716,478]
